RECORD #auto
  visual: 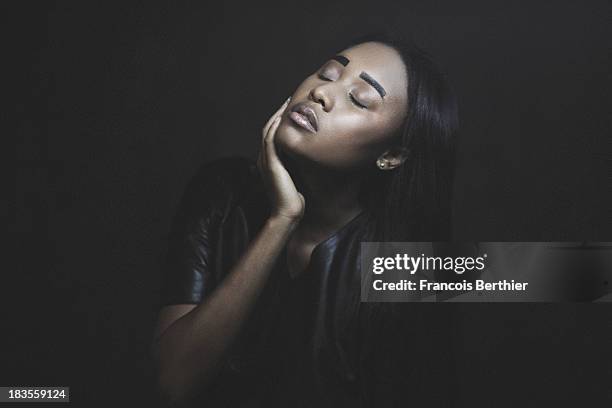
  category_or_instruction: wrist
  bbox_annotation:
[267,213,302,230]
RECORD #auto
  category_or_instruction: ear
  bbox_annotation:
[376,146,411,170]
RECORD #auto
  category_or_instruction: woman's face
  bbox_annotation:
[276,41,408,172]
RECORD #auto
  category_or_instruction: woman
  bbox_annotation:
[151,32,458,407]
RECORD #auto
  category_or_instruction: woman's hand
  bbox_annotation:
[257,97,305,222]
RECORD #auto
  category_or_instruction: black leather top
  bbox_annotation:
[158,156,454,407]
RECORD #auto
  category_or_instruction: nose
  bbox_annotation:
[309,85,333,112]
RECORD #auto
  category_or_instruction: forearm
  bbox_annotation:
[154,215,298,404]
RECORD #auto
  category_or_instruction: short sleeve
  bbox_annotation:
[158,156,253,306]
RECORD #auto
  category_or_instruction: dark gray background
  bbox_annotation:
[13,1,612,406]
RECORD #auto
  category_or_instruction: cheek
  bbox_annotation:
[312,114,395,168]
[331,113,394,148]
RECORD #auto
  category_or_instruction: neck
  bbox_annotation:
[293,162,365,236]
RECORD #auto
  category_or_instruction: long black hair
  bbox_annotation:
[311,31,459,400]
[353,31,459,242]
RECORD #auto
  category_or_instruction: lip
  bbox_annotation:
[289,102,318,133]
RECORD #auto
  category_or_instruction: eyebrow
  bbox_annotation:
[332,55,349,66]
[331,54,387,99]
[359,71,386,99]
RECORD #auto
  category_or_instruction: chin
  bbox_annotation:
[275,124,307,158]
[275,123,363,171]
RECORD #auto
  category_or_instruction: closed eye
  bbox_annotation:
[317,72,367,109]
[349,93,367,109]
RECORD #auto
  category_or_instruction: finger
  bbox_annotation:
[263,97,291,136]
[264,117,282,166]
[264,116,281,148]
[262,98,289,137]
[257,140,268,170]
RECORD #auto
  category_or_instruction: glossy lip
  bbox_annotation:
[289,112,315,133]
[290,102,319,132]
